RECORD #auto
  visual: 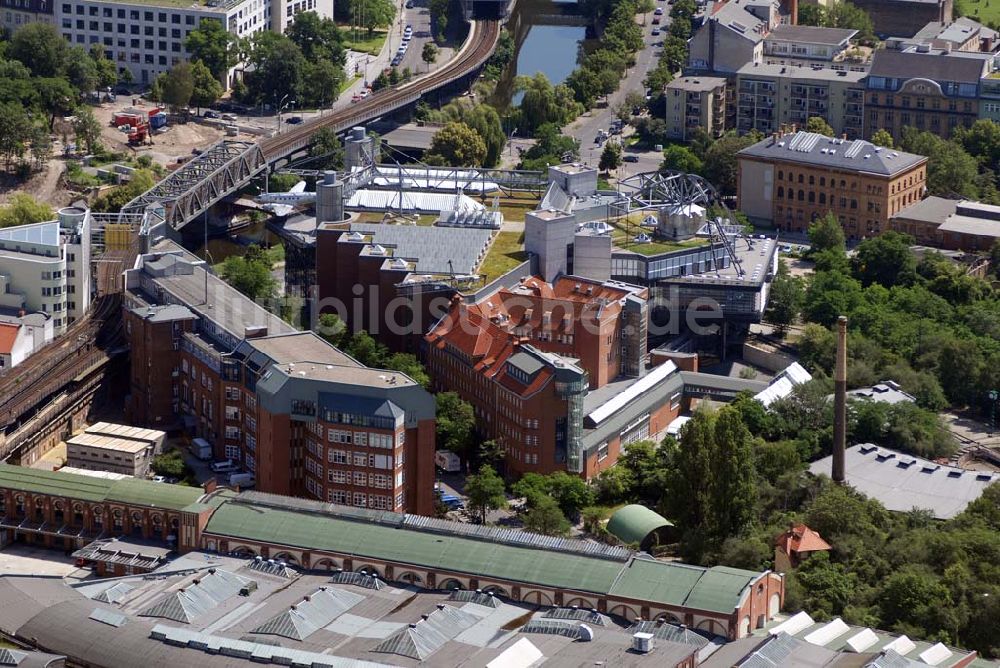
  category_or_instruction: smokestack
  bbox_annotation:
[833,316,848,483]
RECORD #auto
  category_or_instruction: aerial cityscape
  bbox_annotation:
[0,0,998,664]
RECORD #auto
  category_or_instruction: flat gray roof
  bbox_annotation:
[809,444,1000,519]
[739,132,926,177]
[347,223,493,275]
[765,24,857,45]
[736,62,867,82]
[667,76,729,92]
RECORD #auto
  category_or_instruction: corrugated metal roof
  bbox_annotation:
[250,586,362,640]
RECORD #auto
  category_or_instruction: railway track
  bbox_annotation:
[260,20,500,162]
[0,22,501,435]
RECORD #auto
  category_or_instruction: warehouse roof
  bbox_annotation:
[739,132,926,176]
[808,444,1000,519]
[0,463,203,511]
[203,494,764,614]
[606,505,673,546]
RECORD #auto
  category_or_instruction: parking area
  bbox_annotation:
[0,543,90,580]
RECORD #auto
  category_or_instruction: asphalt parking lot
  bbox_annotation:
[0,543,90,580]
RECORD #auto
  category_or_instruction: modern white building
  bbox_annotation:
[0,0,335,86]
[0,207,93,335]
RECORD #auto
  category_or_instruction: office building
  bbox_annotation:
[2,0,334,86]
[864,49,989,140]
[663,76,729,141]
[735,63,866,137]
[738,130,927,238]
[0,207,92,336]
[123,244,437,516]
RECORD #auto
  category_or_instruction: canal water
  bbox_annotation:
[492,0,590,109]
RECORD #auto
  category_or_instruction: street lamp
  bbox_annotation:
[276,94,295,133]
[988,389,998,435]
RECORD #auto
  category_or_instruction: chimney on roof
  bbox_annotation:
[833,315,848,484]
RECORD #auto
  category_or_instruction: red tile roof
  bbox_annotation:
[775,524,831,555]
[0,323,20,355]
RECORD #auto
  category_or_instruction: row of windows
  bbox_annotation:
[63,4,197,23]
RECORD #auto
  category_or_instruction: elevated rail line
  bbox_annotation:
[122,20,500,231]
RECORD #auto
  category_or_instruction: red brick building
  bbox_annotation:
[123,247,437,516]
[425,276,697,479]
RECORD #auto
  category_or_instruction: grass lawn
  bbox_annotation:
[609,215,710,256]
[479,231,528,282]
[341,29,388,56]
[339,74,362,94]
[957,0,1000,24]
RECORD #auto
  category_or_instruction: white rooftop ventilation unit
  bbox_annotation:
[632,632,654,653]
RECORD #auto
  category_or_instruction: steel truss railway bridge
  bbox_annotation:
[122,20,502,233]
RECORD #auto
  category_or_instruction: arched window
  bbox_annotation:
[820,177,825,187]
[777,186,784,198]
[798,174,804,184]
[777,170,783,181]
[819,193,826,205]
[798,190,804,201]
[808,175,814,185]
[808,191,815,203]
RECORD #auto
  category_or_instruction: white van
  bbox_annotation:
[191,437,212,461]
[228,472,256,487]
[210,460,238,474]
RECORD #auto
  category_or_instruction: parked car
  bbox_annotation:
[152,475,167,483]
[210,460,238,474]
[204,110,220,119]
[652,16,660,24]
[285,115,303,124]
[221,112,238,121]
[654,7,663,14]
[651,27,660,35]
[623,155,640,163]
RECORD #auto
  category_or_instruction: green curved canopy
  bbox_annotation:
[606,504,673,546]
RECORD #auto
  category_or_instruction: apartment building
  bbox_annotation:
[688,0,778,74]
[664,76,728,141]
[762,24,867,71]
[735,63,865,137]
[864,49,988,140]
[737,130,927,239]
[123,245,437,516]
[45,0,332,86]
[0,207,92,336]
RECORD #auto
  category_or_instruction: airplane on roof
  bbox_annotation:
[256,180,316,216]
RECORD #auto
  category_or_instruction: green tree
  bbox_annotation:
[703,131,762,195]
[71,106,102,154]
[161,61,195,111]
[667,409,716,530]
[851,231,917,287]
[286,11,345,65]
[353,0,395,36]
[316,312,348,347]
[29,125,52,171]
[798,3,826,25]
[955,119,1000,173]
[709,406,758,539]
[308,127,345,170]
[92,169,156,212]
[383,352,430,388]
[219,245,277,300]
[9,23,67,77]
[421,41,438,71]
[806,116,835,137]
[766,260,804,333]
[522,495,571,536]
[808,212,846,254]
[804,269,864,326]
[89,44,118,88]
[0,194,53,228]
[0,102,32,169]
[185,18,236,82]
[870,128,894,149]
[426,122,487,167]
[300,59,344,108]
[599,141,622,173]
[465,465,507,523]
[435,391,476,458]
[243,32,307,105]
[462,104,505,167]
[35,77,76,130]
[189,60,223,111]
[661,144,703,174]
[879,570,950,636]
[516,73,580,132]
[64,47,99,94]
[825,1,874,39]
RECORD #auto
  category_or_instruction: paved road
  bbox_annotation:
[563,3,669,177]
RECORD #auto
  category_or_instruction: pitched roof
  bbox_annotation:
[738,131,927,177]
[775,524,832,555]
[869,49,988,84]
[891,196,959,224]
[0,323,20,355]
[0,463,203,511]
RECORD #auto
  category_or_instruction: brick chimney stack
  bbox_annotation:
[833,316,848,483]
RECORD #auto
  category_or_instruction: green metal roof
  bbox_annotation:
[205,499,764,613]
[605,504,673,546]
[0,464,203,511]
[610,558,759,614]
